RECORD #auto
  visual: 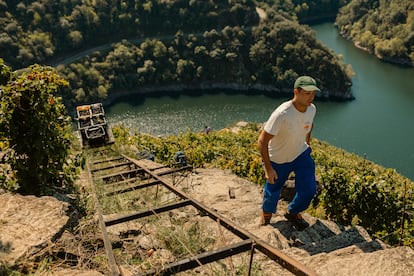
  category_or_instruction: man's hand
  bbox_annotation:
[258,130,277,184]
[266,168,278,184]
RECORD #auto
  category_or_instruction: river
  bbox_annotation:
[105,23,414,181]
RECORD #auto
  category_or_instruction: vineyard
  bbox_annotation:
[110,122,414,249]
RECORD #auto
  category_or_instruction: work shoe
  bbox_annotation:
[284,212,309,231]
[260,211,272,226]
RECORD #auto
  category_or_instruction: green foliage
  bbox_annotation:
[0,64,75,195]
[113,124,414,247]
[0,58,13,85]
[319,163,402,235]
[1,0,354,107]
[262,0,350,22]
[336,0,414,65]
[0,0,259,68]
[313,140,413,245]
[113,123,265,185]
[58,20,353,106]
[0,150,19,192]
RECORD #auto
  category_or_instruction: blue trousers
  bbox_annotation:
[262,147,316,215]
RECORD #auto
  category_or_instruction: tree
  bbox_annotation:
[0,64,73,195]
[0,58,12,85]
[67,30,83,47]
[176,59,195,81]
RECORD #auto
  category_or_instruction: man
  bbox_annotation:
[257,76,320,230]
[205,125,211,134]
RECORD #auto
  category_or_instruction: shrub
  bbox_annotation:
[0,64,75,195]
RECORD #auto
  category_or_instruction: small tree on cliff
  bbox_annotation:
[0,63,73,195]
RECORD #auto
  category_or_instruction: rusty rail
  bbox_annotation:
[86,147,319,276]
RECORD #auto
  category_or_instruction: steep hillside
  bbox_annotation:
[1,165,413,275]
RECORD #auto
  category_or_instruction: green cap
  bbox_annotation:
[294,76,321,92]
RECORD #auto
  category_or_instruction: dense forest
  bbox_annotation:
[1,0,355,107]
[1,0,412,107]
[335,0,414,66]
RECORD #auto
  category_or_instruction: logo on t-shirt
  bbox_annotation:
[304,122,311,131]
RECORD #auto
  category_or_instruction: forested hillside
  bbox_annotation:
[0,0,354,107]
[257,0,350,22]
[335,0,414,66]
[0,0,259,68]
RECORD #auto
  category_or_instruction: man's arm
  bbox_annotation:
[306,124,313,145]
[257,130,277,184]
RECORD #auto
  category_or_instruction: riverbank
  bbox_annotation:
[301,16,413,68]
[337,30,414,68]
[102,81,354,107]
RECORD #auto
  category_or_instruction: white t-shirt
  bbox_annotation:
[264,100,316,164]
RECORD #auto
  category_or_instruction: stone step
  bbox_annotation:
[302,245,414,276]
[288,216,345,246]
[296,225,373,255]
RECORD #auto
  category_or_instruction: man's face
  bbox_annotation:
[296,88,315,106]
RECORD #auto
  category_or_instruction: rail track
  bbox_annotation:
[84,144,318,276]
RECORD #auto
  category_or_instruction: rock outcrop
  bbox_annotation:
[0,193,70,264]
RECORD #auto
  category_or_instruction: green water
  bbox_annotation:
[106,23,414,180]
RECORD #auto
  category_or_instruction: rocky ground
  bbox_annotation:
[1,164,413,275]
